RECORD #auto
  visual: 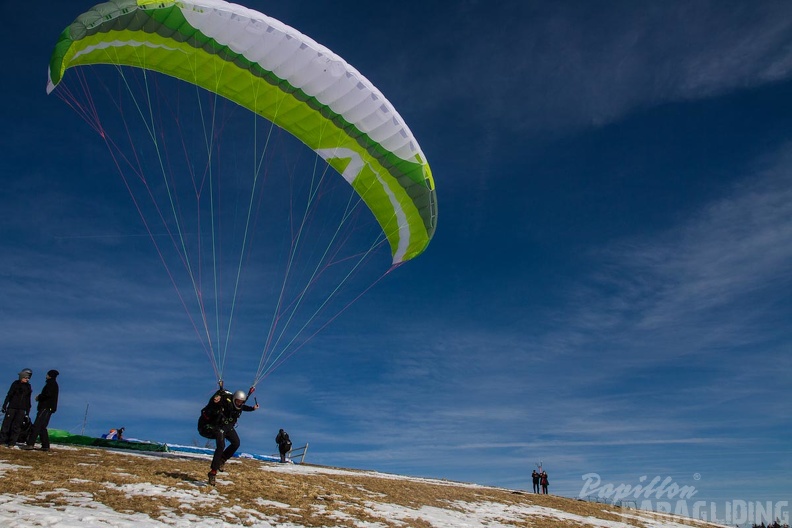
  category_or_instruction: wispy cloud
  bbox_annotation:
[559,145,792,359]
[403,2,792,135]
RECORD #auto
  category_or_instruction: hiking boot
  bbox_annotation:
[208,470,217,486]
[21,445,35,451]
[41,447,50,452]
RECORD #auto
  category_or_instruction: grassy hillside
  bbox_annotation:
[0,445,727,527]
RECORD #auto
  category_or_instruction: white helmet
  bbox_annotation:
[232,390,247,409]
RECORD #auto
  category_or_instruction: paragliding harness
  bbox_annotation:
[197,391,230,439]
[197,382,255,439]
[197,404,219,439]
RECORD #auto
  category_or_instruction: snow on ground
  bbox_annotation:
[0,490,733,528]
[260,458,485,488]
[0,452,731,528]
[362,500,639,528]
[0,491,669,528]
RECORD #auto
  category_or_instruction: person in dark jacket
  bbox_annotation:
[198,387,258,485]
[276,428,292,463]
[0,369,33,447]
[531,470,540,493]
[540,471,549,494]
[22,370,60,452]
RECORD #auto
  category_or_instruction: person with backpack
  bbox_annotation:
[22,369,60,452]
[276,428,292,463]
[0,369,33,448]
[198,386,259,485]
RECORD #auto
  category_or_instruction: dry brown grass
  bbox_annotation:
[0,445,722,527]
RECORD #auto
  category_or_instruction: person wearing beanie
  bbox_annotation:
[0,369,33,447]
[23,370,60,451]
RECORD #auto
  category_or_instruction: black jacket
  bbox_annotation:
[276,430,291,446]
[276,430,292,453]
[36,378,59,413]
[202,390,255,428]
[2,380,32,412]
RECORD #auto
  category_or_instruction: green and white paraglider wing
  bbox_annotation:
[47,0,436,264]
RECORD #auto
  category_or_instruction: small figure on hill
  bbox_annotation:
[0,369,33,448]
[531,470,540,493]
[276,428,292,463]
[198,385,258,485]
[22,369,60,452]
[540,471,549,494]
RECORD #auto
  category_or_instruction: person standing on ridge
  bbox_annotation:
[531,470,540,493]
[198,383,259,486]
[276,428,292,463]
[0,369,33,448]
[540,471,549,494]
[22,369,60,451]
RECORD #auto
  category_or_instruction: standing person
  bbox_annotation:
[198,387,258,485]
[541,471,549,494]
[0,369,33,448]
[22,370,60,452]
[531,470,540,493]
[276,428,292,463]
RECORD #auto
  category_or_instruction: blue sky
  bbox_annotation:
[1,0,790,514]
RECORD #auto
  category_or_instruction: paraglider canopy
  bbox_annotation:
[46,0,437,385]
[47,0,436,265]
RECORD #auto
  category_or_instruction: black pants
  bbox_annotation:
[27,409,53,449]
[0,409,27,446]
[211,426,240,471]
[532,481,540,493]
